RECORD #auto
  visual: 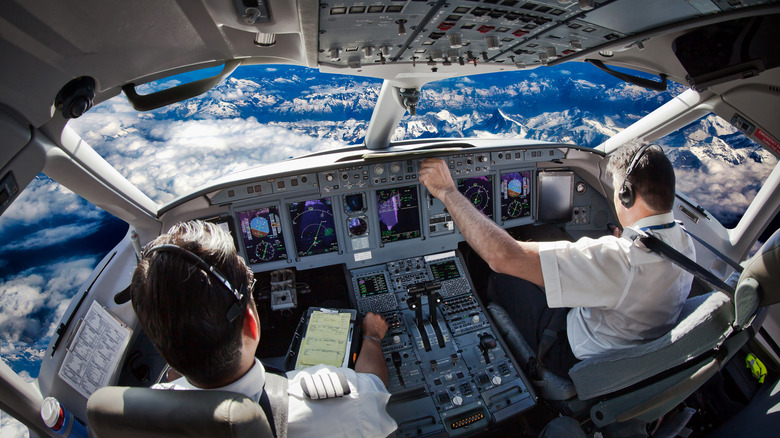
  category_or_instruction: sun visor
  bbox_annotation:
[673,14,780,91]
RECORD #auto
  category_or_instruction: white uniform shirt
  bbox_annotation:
[154,359,397,438]
[538,212,695,359]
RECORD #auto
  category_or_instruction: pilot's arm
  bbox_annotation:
[419,158,544,287]
[354,312,389,386]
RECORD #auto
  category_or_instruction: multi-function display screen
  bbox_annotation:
[357,274,389,297]
[237,206,287,264]
[377,185,420,244]
[500,171,532,221]
[430,260,460,282]
[288,197,339,257]
[457,175,493,219]
[537,172,573,223]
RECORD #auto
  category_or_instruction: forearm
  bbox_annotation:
[439,188,544,287]
[355,337,388,387]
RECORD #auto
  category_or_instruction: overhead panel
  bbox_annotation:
[318,0,778,71]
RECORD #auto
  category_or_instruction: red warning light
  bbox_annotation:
[438,22,456,31]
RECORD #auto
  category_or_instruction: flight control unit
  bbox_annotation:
[349,251,535,437]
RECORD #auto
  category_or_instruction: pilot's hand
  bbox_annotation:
[419,158,457,200]
[362,312,388,340]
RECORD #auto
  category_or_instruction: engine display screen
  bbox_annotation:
[457,175,493,219]
[237,206,287,264]
[377,185,420,244]
[356,274,389,297]
[288,197,339,257]
[500,171,532,221]
[430,260,460,282]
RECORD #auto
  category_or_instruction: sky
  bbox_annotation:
[1,63,777,436]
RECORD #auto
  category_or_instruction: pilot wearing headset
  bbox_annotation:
[419,142,695,377]
[130,220,397,437]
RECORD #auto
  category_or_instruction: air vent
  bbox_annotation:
[770,85,780,94]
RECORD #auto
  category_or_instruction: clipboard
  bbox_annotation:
[285,307,357,371]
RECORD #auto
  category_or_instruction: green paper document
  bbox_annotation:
[295,309,352,369]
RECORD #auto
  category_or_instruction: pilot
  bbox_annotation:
[130,220,397,437]
[419,143,695,378]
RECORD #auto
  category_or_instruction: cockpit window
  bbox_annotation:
[0,176,127,380]
[659,114,778,229]
[397,63,685,146]
[67,66,381,204]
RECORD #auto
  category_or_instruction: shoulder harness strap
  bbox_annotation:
[637,233,735,297]
[258,372,289,438]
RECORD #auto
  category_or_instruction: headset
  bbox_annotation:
[144,244,249,322]
[618,144,662,208]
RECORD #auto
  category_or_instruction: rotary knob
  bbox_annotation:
[390,162,401,173]
[374,164,384,175]
[492,375,502,386]
[393,335,401,344]
[452,395,463,406]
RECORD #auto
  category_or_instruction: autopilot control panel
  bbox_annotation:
[349,251,535,437]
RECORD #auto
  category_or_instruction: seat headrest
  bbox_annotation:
[739,228,780,309]
[87,386,273,438]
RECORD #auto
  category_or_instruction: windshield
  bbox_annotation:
[68,63,685,205]
[67,66,382,204]
[65,63,774,229]
[398,63,684,145]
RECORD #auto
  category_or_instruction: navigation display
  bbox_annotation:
[377,185,420,244]
[356,274,389,297]
[500,171,532,221]
[430,260,460,282]
[237,206,287,264]
[457,175,493,219]
[288,197,339,257]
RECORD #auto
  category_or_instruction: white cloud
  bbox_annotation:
[0,222,102,252]
[0,178,103,228]
[0,410,29,438]
[0,257,96,345]
[70,113,348,202]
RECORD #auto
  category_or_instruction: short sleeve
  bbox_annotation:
[539,236,636,309]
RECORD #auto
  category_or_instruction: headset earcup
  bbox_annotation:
[620,181,634,208]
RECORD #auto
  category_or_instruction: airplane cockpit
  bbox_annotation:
[2,0,780,437]
[78,143,613,436]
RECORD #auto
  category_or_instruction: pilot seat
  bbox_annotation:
[487,228,780,436]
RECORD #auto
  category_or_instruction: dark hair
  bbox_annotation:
[607,142,676,212]
[131,220,253,385]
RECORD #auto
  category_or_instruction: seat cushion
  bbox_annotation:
[569,291,734,400]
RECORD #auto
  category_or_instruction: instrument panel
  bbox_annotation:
[350,251,534,436]
[208,146,614,435]
[214,147,610,272]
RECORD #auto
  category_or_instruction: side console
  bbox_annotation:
[349,251,535,437]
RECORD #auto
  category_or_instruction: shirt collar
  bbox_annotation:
[628,212,676,230]
[174,358,266,403]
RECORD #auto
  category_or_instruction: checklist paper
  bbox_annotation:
[58,301,132,398]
